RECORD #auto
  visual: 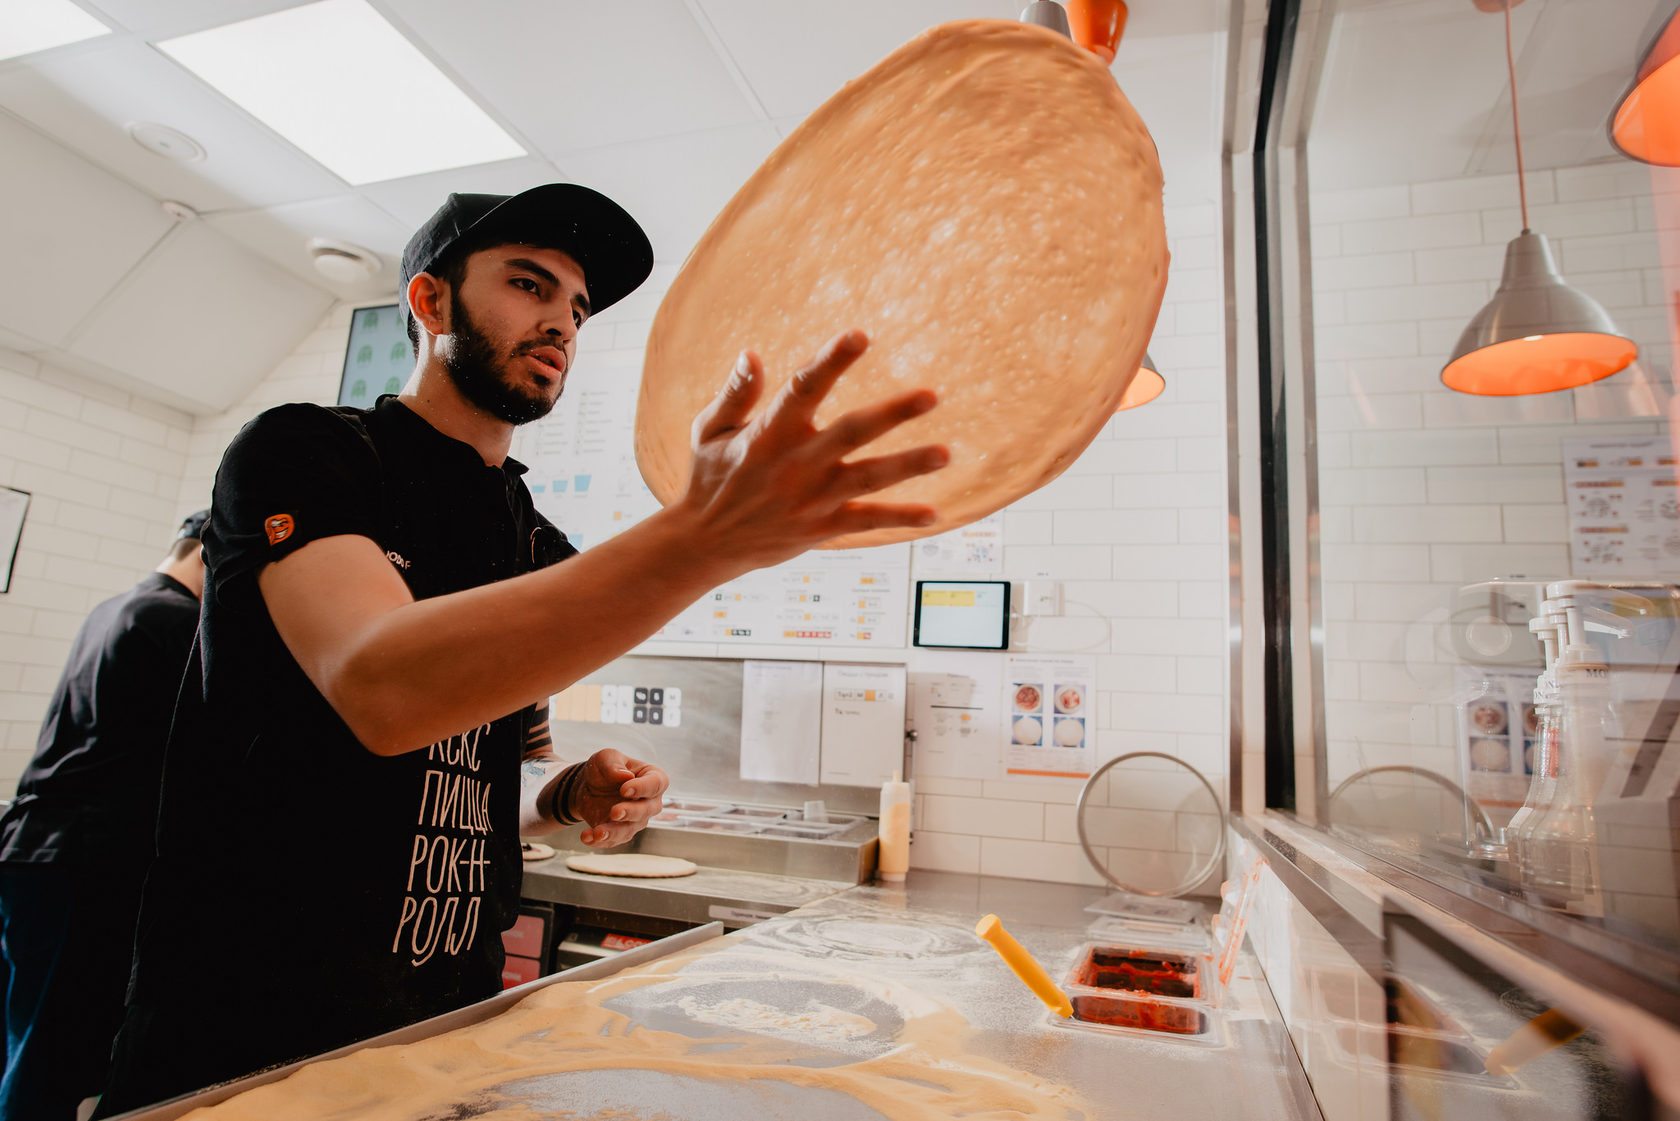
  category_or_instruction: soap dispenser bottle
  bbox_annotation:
[878,771,912,882]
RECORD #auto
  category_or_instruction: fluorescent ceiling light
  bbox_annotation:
[0,0,109,62]
[159,0,524,185]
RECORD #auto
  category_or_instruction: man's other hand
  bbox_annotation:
[572,748,668,848]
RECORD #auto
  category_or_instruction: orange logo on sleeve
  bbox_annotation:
[264,514,295,545]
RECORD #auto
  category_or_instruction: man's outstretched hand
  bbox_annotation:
[678,330,950,569]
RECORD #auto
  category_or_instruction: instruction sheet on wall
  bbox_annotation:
[908,650,1003,780]
[1003,653,1096,779]
[1563,435,1680,578]
[819,663,908,787]
[739,660,823,785]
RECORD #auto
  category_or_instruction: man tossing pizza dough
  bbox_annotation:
[638,20,1168,548]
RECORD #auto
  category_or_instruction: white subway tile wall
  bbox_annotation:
[1310,168,1670,802]
[0,350,198,780]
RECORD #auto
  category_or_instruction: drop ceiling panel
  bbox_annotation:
[554,121,781,264]
[206,194,410,304]
[692,0,1025,120]
[358,155,565,230]
[0,40,348,211]
[0,110,175,348]
[78,0,311,38]
[67,220,334,412]
[385,0,758,155]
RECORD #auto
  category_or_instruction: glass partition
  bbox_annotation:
[1294,0,1680,967]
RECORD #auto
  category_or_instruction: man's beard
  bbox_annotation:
[442,296,559,425]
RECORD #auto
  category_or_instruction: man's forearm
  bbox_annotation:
[326,505,741,755]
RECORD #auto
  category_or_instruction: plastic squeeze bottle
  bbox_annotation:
[878,771,912,882]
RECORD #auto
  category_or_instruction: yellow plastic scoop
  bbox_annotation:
[1484,1008,1584,1075]
[974,913,1072,1018]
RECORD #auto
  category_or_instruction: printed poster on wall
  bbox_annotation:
[910,513,1004,577]
[1454,664,1540,813]
[1002,653,1096,779]
[1562,435,1680,578]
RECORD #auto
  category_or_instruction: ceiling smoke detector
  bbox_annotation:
[307,238,381,284]
[126,121,205,162]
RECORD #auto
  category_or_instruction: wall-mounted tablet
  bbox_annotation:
[912,580,1011,650]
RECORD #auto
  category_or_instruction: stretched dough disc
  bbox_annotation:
[520,841,556,862]
[636,19,1168,549]
[565,853,699,878]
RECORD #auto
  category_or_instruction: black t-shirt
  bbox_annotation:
[130,396,574,1052]
[0,573,198,867]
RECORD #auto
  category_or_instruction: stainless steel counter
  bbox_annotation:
[114,869,1323,1120]
[519,850,854,927]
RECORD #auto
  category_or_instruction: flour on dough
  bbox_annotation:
[565,852,698,878]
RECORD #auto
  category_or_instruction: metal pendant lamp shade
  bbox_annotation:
[1441,232,1637,396]
[1116,352,1165,410]
[1019,0,1072,37]
[1610,4,1680,166]
[1442,2,1639,396]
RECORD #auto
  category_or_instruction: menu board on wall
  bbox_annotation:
[1563,435,1680,578]
[511,350,661,554]
[511,350,911,649]
[655,544,911,649]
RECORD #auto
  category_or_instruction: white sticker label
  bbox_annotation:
[707,905,777,926]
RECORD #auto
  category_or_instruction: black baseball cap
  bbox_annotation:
[399,184,653,324]
[176,509,210,541]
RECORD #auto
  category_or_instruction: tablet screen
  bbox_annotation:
[913,581,1010,650]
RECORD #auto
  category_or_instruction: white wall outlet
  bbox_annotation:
[1022,580,1062,616]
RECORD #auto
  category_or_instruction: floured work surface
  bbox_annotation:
[636,19,1168,549]
[176,940,1091,1121]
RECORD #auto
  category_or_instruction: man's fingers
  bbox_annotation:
[822,500,941,537]
[620,764,669,801]
[693,350,764,444]
[765,330,869,429]
[808,389,938,460]
[833,444,951,499]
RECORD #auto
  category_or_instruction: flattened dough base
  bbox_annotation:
[636,19,1168,549]
[565,852,699,878]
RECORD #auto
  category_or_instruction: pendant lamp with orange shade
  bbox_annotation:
[1117,353,1165,411]
[1610,1,1680,167]
[1441,1,1638,395]
[1023,0,1156,410]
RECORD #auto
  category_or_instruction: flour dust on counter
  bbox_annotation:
[174,940,1093,1121]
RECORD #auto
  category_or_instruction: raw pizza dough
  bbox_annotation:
[637,19,1168,548]
[565,852,698,878]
